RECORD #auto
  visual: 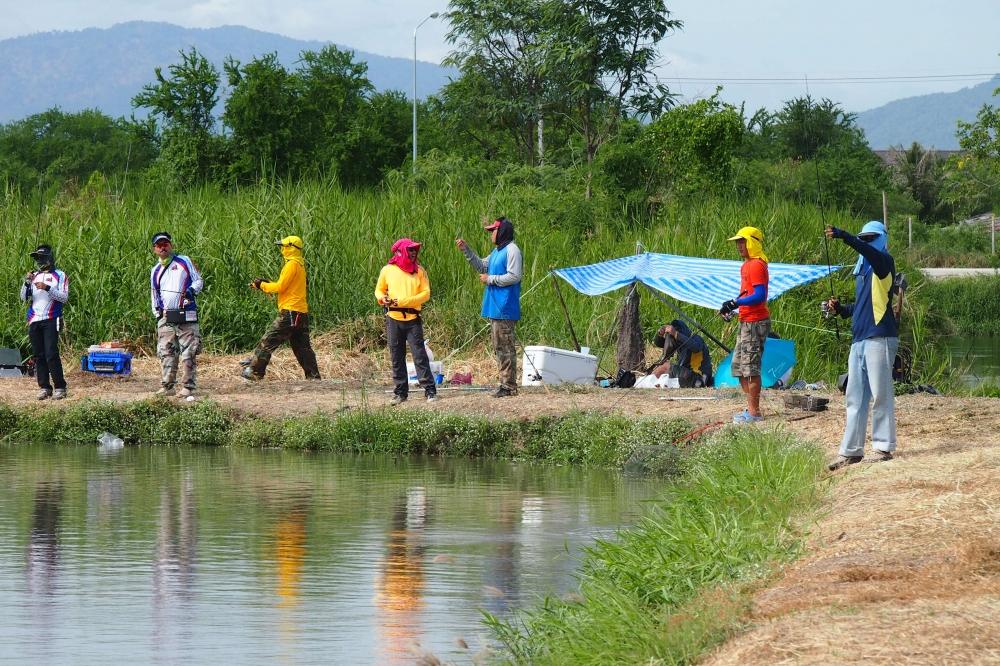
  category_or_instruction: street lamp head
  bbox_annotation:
[430,12,440,18]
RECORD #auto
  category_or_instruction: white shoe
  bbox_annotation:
[390,395,407,406]
[426,394,438,403]
[155,386,176,397]
[53,388,67,400]
[178,387,194,398]
[36,388,52,401]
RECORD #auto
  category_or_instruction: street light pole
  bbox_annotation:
[413,12,440,175]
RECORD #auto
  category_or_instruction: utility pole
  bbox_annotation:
[908,216,912,248]
[882,191,889,227]
[412,12,440,175]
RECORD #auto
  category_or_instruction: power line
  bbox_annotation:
[660,72,999,86]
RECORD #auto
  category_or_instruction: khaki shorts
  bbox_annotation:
[731,319,770,378]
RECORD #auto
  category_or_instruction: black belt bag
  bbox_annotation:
[385,306,421,317]
[165,308,198,324]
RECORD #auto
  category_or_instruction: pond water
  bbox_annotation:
[946,336,1000,386]
[0,444,659,664]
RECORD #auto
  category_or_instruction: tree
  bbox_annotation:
[0,108,157,192]
[890,143,951,222]
[957,82,1000,165]
[644,93,745,196]
[293,45,374,176]
[223,53,298,182]
[543,0,682,180]
[133,48,222,186]
[771,96,861,161]
[444,0,551,165]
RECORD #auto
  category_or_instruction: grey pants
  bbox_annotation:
[490,319,518,391]
[387,316,435,398]
[157,319,201,390]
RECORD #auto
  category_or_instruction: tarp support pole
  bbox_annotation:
[639,283,732,354]
[551,273,581,352]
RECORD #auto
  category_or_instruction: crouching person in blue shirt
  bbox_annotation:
[824,221,899,471]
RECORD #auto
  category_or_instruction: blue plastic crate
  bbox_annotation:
[81,350,132,376]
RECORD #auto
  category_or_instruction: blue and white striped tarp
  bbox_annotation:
[553,253,839,310]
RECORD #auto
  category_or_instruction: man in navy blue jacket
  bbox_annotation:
[825,221,899,471]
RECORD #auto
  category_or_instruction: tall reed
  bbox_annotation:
[0,176,955,385]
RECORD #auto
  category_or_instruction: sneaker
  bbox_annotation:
[390,395,407,406]
[425,394,439,403]
[238,357,253,367]
[36,388,52,401]
[827,455,863,471]
[155,386,176,397]
[733,410,764,425]
[863,450,894,464]
[53,388,67,400]
[242,367,262,381]
[491,387,516,398]
[178,387,194,398]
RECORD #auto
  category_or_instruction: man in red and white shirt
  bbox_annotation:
[20,244,69,400]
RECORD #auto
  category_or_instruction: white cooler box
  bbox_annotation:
[521,346,598,386]
[407,361,444,384]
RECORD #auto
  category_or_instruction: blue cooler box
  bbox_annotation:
[81,349,132,376]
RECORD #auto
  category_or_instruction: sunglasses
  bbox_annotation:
[857,233,879,242]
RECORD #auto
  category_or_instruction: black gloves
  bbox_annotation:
[251,278,263,290]
[719,299,738,316]
[184,288,196,301]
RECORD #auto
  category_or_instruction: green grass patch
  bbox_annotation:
[0,399,693,469]
[921,276,1000,336]
[486,427,827,665]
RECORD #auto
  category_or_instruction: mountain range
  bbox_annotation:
[855,76,1000,149]
[0,21,453,123]
[0,21,997,150]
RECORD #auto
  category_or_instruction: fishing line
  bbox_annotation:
[769,318,838,335]
[804,75,843,342]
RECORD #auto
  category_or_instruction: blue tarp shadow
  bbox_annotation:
[714,338,796,389]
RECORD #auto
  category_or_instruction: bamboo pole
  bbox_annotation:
[550,273,581,352]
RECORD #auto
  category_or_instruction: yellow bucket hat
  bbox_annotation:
[276,235,304,249]
[727,226,768,262]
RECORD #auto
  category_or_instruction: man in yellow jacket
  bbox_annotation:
[243,236,321,380]
[375,238,436,404]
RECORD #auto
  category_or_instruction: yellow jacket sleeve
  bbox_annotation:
[375,266,390,303]
[260,261,295,295]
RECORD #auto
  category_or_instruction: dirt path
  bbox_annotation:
[6,351,1000,663]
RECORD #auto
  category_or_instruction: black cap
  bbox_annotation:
[151,232,172,245]
[29,244,53,258]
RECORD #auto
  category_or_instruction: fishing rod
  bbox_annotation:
[804,76,842,342]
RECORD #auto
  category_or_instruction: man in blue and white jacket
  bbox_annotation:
[150,232,204,397]
[21,244,69,400]
[825,221,899,470]
[456,217,523,397]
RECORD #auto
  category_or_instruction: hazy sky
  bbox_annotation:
[2,0,998,112]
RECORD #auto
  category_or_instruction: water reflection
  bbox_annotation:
[0,446,657,664]
[152,471,198,663]
[376,488,428,663]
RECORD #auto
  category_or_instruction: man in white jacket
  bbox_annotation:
[21,244,69,400]
[150,232,204,397]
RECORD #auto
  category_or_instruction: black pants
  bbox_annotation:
[29,319,66,390]
[387,316,435,398]
[249,310,321,379]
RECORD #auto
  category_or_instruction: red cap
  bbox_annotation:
[483,218,502,231]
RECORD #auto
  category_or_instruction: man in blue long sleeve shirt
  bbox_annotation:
[824,221,899,471]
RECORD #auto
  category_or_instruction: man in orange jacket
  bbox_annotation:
[243,236,321,380]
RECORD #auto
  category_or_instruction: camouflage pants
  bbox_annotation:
[731,318,770,378]
[249,310,321,379]
[490,318,518,391]
[157,319,201,389]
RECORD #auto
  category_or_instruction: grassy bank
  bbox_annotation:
[487,428,826,665]
[921,275,1000,336]
[0,176,955,385]
[0,398,692,467]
